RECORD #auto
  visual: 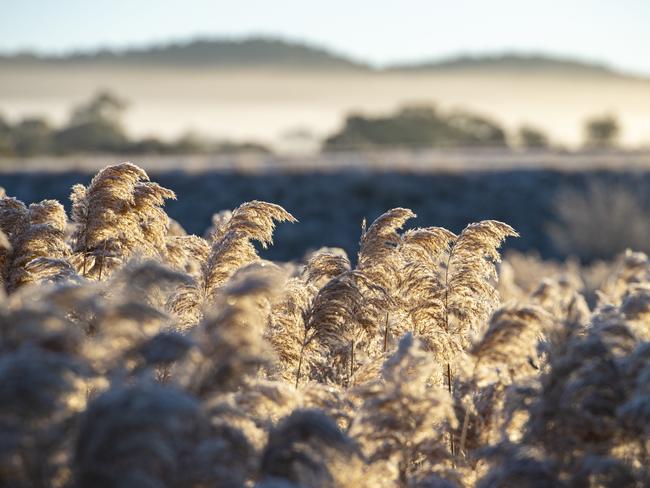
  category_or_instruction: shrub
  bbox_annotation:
[548,181,650,260]
[584,113,620,148]
[517,124,550,149]
[324,104,507,150]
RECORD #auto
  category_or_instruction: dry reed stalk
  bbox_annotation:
[2,163,649,487]
[70,162,175,280]
[169,201,295,327]
[350,334,458,486]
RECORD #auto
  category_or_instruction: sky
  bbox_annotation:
[2,0,650,75]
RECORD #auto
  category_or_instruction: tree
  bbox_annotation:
[0,114,13,156]
[518,125,549,149]
[69,91,127,127]
[54,91,130,153]
[323,104,507,151]
[445,110,507,146]
[13,117,53,156]
[584,114,620,148]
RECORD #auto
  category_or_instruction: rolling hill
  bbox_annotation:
[0,37,637,78]
[0,38,367,70]
[1,38,649,149]
[389,54,621,77]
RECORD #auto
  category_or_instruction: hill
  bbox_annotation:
[0,38,637,78]
[2,38,648,148]
[389,54,621,77]
[0,38,367,70]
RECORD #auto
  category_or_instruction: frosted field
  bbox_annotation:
[3,153,650,261]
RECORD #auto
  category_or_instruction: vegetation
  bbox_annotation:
[1,91,629,156]
[1,38,625,78]
[1,38,367,70]
[323,105,508,150]
[389,53,620,76]
[517,124,550,149]
[584,113,621,148]
[548,181,650,261]
[1,162,649,487]
[0,92,270,157]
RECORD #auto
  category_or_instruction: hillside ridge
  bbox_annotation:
[0,37,637,78]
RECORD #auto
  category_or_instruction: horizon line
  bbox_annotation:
[1,33,645,77]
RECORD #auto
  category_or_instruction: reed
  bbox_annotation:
[0,162,648,487]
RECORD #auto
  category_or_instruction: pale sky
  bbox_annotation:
[1,0,650,75]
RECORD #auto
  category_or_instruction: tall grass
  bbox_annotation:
[0,162,648,487]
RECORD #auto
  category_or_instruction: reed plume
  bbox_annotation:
[0,196,28,290]
[203,201,296,297]
[471,305,549,386]
[260,409,369,488]
[267,276,318,383]
[73,382,248,487]
[454,305,550,460]
[530,277,591,328]
[169,200,295,326]
[598,250,650,306]
[0,229,11,294]
[299,270,382,386]
[304,249,351,286]
[177,264,286,396]
[477,444,561,488]
[0,349,88,488]
[0,195,29,237]
[519,317,643,480]
[70,162,175,279]
[4,200,75,292]
[444,221,518,349]
[396,226,458,363]
[2,164,650,487]
[205,208,233,241]
[357,207,415,291]
[356,209,416,344]
[350,333,458,486]
[0,229,10,251]
[164,234,210,276]
[619,286,650,340]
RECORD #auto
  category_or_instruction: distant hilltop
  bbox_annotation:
[389,54,619,76]
[0,38,366,70]
[0,37,635,78]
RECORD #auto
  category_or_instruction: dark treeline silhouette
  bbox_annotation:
[583,113,620,148]
[0,91,270,157]
[0,92,624,157]
[323,105,623,151]
[323,105,508,150]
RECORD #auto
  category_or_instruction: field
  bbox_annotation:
[1,161,649,487]
[4,151,650,262]
[2,65,650,148]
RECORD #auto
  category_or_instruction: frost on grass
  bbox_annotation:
[0,162,648,487]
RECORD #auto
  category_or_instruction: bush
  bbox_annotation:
[0,92,271,157]
[54,120,129,153]
[53,91,130,153]
[548,181,650,260]
[0,115,14,156]
[323,104,507,150]
[517,124,550,149]
[12,118,53,156]
[583,113,620,148]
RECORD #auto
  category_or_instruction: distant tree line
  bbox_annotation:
[323,105,622,151]
[0,91,270,157]
[0,92,623,157]
[323,105,508,149]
